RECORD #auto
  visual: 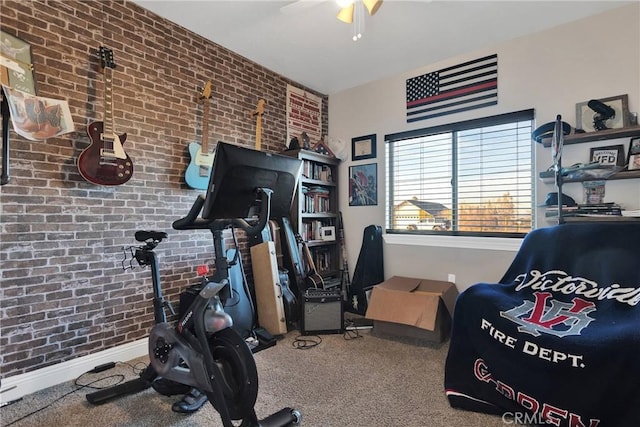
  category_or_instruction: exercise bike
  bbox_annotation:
[87,188,301,426]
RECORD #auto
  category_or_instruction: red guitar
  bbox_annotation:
[78,47,133,185]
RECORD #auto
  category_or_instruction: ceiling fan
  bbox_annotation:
[281,0,383,41]
[336,0,383,24]
[281,0,383,23]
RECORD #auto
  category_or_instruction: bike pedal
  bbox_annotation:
[152,378,191,397]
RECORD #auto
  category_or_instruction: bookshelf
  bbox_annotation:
[282,149,341,282]
[537,126,640,224]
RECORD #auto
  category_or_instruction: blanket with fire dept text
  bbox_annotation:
[444,223,640,427]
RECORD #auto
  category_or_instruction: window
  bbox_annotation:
[386,109,534,237]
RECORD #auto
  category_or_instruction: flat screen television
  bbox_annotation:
[202,142,303,221]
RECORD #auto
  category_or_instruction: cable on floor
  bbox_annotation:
[4,362,136,426]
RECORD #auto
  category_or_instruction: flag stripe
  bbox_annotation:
[407,79,497,108]
[437,53,497,76]
[408,101,498,123]
[407,91,499,118]
[407,94,497,121]
[406,54,498,123]
[440,67,498,89]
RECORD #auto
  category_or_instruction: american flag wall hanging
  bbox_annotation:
[406,54,498,123]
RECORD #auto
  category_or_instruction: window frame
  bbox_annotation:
[385,109,535,239]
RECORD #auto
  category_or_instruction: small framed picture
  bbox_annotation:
[628,137,640,171]
[351,134,377,161]
[590,144,625,166]
[319,226,336,241]
[0,30,36,95]
[575,94,629,132]
[349,163,377,206]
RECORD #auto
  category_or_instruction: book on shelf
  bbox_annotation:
[302,185,331,214]
[302,160,333,182]
[302,219,335,241]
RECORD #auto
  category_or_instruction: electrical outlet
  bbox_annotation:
[448,274,456,283]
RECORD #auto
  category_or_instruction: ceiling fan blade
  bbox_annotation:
[336,3,354,23]
[363,0,382,16]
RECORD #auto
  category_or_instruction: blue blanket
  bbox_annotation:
[444,223,640,427]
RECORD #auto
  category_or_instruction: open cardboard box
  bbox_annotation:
[365,276,458,344]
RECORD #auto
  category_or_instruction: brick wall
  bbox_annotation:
[0,0,328,378]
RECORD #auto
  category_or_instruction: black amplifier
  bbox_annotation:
[301,289,343,335]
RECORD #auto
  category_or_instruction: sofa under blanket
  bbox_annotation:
[444,223,640,427]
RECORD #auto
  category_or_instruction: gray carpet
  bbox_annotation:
[1,330,504,426]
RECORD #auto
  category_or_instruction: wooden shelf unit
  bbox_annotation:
[539,169,640,183]
[539,126,640,147]
[282,149,341,279]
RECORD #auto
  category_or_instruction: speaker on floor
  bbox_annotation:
[300,289,343,335]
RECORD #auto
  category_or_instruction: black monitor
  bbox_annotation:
[202,142,302,221]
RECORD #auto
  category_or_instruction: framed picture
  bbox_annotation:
[590,144,625,167]
[349,163,377,206]
[351,134,377,161]
[575,94,629,133]
[628,137,640,171]
[0,30,36,95]
[319,226,336,241]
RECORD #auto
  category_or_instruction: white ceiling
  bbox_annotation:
[131,0,631,95]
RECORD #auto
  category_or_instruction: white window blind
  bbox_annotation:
[386,110,534,237]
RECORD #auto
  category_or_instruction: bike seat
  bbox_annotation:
[135,230,168,243]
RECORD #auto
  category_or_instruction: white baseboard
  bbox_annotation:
[0,338,148,404]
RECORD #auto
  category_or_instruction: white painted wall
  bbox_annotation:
[329,3,640,291]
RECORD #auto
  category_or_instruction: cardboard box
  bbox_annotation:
[365,276,458,344]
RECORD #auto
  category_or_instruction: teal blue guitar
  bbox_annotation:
[185,80,214,190]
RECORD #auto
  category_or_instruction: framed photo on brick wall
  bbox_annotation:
[0,30,36,95]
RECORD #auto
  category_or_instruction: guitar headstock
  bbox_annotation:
[98,46,115,70]
[200,80,213,101]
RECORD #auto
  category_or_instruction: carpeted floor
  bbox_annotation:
[1,329,505,426]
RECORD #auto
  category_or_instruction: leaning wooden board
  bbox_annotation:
[250,241,287,335]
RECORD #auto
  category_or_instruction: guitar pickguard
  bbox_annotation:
[195,149,214,168]
[100,132,127,159]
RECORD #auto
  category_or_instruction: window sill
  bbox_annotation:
[383,233,523,251]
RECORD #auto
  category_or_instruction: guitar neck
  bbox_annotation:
[103,67,114,135]
[302,240,318,274]
[253,99,265,151]
[201,100,210,152]
[255,117,262,151]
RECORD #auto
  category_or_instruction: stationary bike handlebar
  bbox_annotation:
[172,188,273,236]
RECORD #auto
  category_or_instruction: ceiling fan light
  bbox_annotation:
[337,3,354,23]
[363,0,382,16]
